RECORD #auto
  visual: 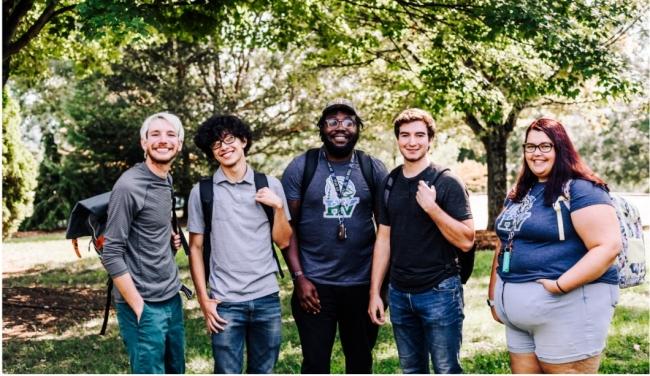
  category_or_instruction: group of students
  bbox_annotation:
[101,99,622,374]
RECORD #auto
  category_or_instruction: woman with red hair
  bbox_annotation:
[488,118,621,373]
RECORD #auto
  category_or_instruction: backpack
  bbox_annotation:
[198,170,285,285]
[383,164,476,284]
[66,190,192,335]
[555,180,646,288]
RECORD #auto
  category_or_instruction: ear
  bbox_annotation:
[241,137,247,149]
[141,137,148,153]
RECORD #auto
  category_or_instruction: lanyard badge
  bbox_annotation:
[324,151,355,241]
[502,191,531,273]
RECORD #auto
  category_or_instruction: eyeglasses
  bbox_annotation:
[212,134,237,150]
[325,117,356,129]
[522,142,554,153]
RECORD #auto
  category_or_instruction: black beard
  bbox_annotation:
[320,129,359,158]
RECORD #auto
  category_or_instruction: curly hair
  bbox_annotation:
[393,108,436,139]
[194,115,253,160]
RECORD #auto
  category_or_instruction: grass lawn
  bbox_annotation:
[2,236,649,374]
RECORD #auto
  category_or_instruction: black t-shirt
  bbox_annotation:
[378,165,473,293]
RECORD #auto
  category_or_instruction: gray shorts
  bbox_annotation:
[494,275,618,364]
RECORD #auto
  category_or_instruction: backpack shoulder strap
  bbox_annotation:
[427,164,451,187]
[300,148,320,200]
[383,165,403,208]
[199,177,214,232]
[199,176,213,284]
[253,171,285,278]
[254,171,273,229]
[553,179,573,242]
[356,149,375,196]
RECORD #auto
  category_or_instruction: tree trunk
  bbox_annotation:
[482,126,509,230]
[465,110,518,231]
[3,56,10,87]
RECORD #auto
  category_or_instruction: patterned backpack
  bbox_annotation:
[555,180,646,288]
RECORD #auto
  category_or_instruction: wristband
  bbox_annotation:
[556,279,567,294]
[291,271,304,280]
[486,299,495,308]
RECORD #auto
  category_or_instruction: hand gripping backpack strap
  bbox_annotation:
[254,171,285,278]
[424,165,475,284]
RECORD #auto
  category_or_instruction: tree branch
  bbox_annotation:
[5,2,76,58]
[4,0,34,44]
[464,112,485,135]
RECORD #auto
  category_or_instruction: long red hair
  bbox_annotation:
[509,118,607,205]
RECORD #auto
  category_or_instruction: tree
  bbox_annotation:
[21,33,321,229]
[20,131,70,230]
[288,0,645,229]
[2,90,37,238]
[3,0,244,87]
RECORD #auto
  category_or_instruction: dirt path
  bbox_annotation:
[3,236,106,340]
[3,237,96,274]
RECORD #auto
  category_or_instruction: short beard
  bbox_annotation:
[320,128,359,158]
[147,151,178,166]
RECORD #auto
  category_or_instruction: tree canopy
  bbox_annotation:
[281,0,646,228]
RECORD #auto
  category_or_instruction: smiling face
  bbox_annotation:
[525,129,556,182]
[397,120,430,163]
[140,118,182,164]
[212,133,247,168]
[320,110,359,158]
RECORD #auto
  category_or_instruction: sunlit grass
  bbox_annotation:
[2,248,648,374]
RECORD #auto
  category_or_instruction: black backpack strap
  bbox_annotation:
[356,149,375,197]
[300,148,320,201]
[99,278,113,335]
[171,192,190,256]
[199,177,214,284]
[254,172,274,230]
[383,165,403,208]
[254,171,285,278]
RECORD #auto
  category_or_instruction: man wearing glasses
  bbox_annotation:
[187,114,292,373]
[281,99,388,373]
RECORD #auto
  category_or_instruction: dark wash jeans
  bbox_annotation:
[116,294,185,374]
[389,275,464,374]
[211,292,282,374]
[291,282,379,374]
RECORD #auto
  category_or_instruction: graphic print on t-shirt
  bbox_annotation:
[322,176,360,218]
[496,194,536,233]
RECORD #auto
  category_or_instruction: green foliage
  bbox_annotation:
[288,0,644,228]
[579,106,650,192]
[21,132,70,230]
[2,90,37,238]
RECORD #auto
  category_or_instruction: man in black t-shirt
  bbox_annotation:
[367,108,474,374]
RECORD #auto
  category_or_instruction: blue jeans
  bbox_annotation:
[116,294,185,374]
[389,275,464,374]
[211,292,282,374]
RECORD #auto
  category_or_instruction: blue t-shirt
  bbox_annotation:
[495,179,618,284]
[281,149,388,285]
